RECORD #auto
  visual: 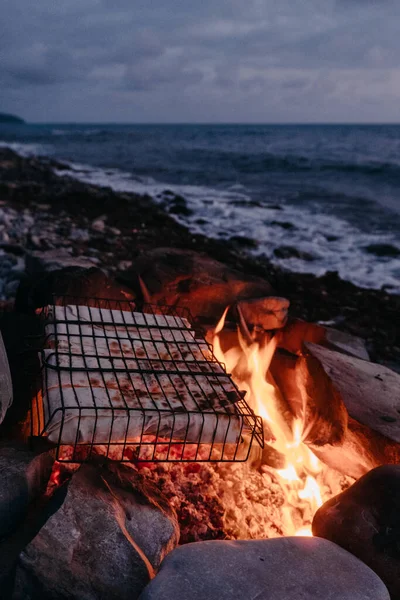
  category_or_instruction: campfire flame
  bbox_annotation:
[213,307,326,536]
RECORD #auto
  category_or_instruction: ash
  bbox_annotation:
[130,460,350,544]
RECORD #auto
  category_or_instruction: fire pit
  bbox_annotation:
[0,267,398,600]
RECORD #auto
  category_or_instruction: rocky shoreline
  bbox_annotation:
[0,147,398,370]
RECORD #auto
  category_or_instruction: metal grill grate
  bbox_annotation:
[31,296,264,462]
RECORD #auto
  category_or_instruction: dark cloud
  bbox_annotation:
[0,0,399,122]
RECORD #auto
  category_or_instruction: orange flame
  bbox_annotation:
[213,308,326,537]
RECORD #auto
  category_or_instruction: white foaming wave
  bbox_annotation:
[58,160,400,294]
[51,128,103,137]
[0,140,51,157]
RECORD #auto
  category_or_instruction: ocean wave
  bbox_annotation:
[1,140,398,293]
[51,128,107,137]
[0,140,50,157]
[56,159,400,294]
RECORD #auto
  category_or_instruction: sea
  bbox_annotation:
[1,123,400,293]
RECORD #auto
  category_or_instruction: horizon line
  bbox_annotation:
[11,120,400,127]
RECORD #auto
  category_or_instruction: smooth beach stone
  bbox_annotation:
[139,537,389,600]
[15,463,179,600]
[313,465,400,600]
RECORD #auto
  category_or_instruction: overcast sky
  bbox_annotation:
[1,0,400,123]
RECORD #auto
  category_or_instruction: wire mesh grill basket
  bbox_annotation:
[31,296,264,462]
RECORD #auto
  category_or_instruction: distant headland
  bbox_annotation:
[0,113,25,124]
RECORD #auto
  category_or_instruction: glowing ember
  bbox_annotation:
[213,307,330,536]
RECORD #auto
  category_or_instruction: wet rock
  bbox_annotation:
[229,235,258,249]
[163,194,193,217]
[132,248,274,323]
[274,246,315,261]
[365,243,400,258]
[139,537,389,600]
[313,465,400,600]
[236,296,290,330]
[271,221,296,230]
[15,463,179,600]
[0,444,54,539]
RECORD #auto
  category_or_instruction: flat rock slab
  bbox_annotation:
[313,465,400,600]
[139,537,389,600]
[0,444,54,539]
[15,463,179,600]
[306,343,400,442]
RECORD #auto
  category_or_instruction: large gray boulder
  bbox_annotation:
[313,465,400,600]
[139,537,389,600]
[15,463,179,600]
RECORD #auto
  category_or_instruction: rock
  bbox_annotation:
[109,226,121,236]
[313,465,400,600]
[132,248,274,323]
[310,416,400,481]
[271,221,296,230]
[163,194,193,217]
[91,216,107,232]
[269,347,400,480]
[15,267,136,313]
[274,246,315,261]
[139,537,389,600]
[15,463,179,600]
[4,280,20,299]
[26,249,97,274]
[229,235,258,249]
[236,296,290,330]
[118,260,133,271]
[0,444,54,539]
[69,228,90,243]
[0,331,12,424]
[365,243,400,258]
[277,318,370,361]
[305,343,400,443]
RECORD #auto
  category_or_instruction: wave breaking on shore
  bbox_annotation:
[1,139,399,294]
